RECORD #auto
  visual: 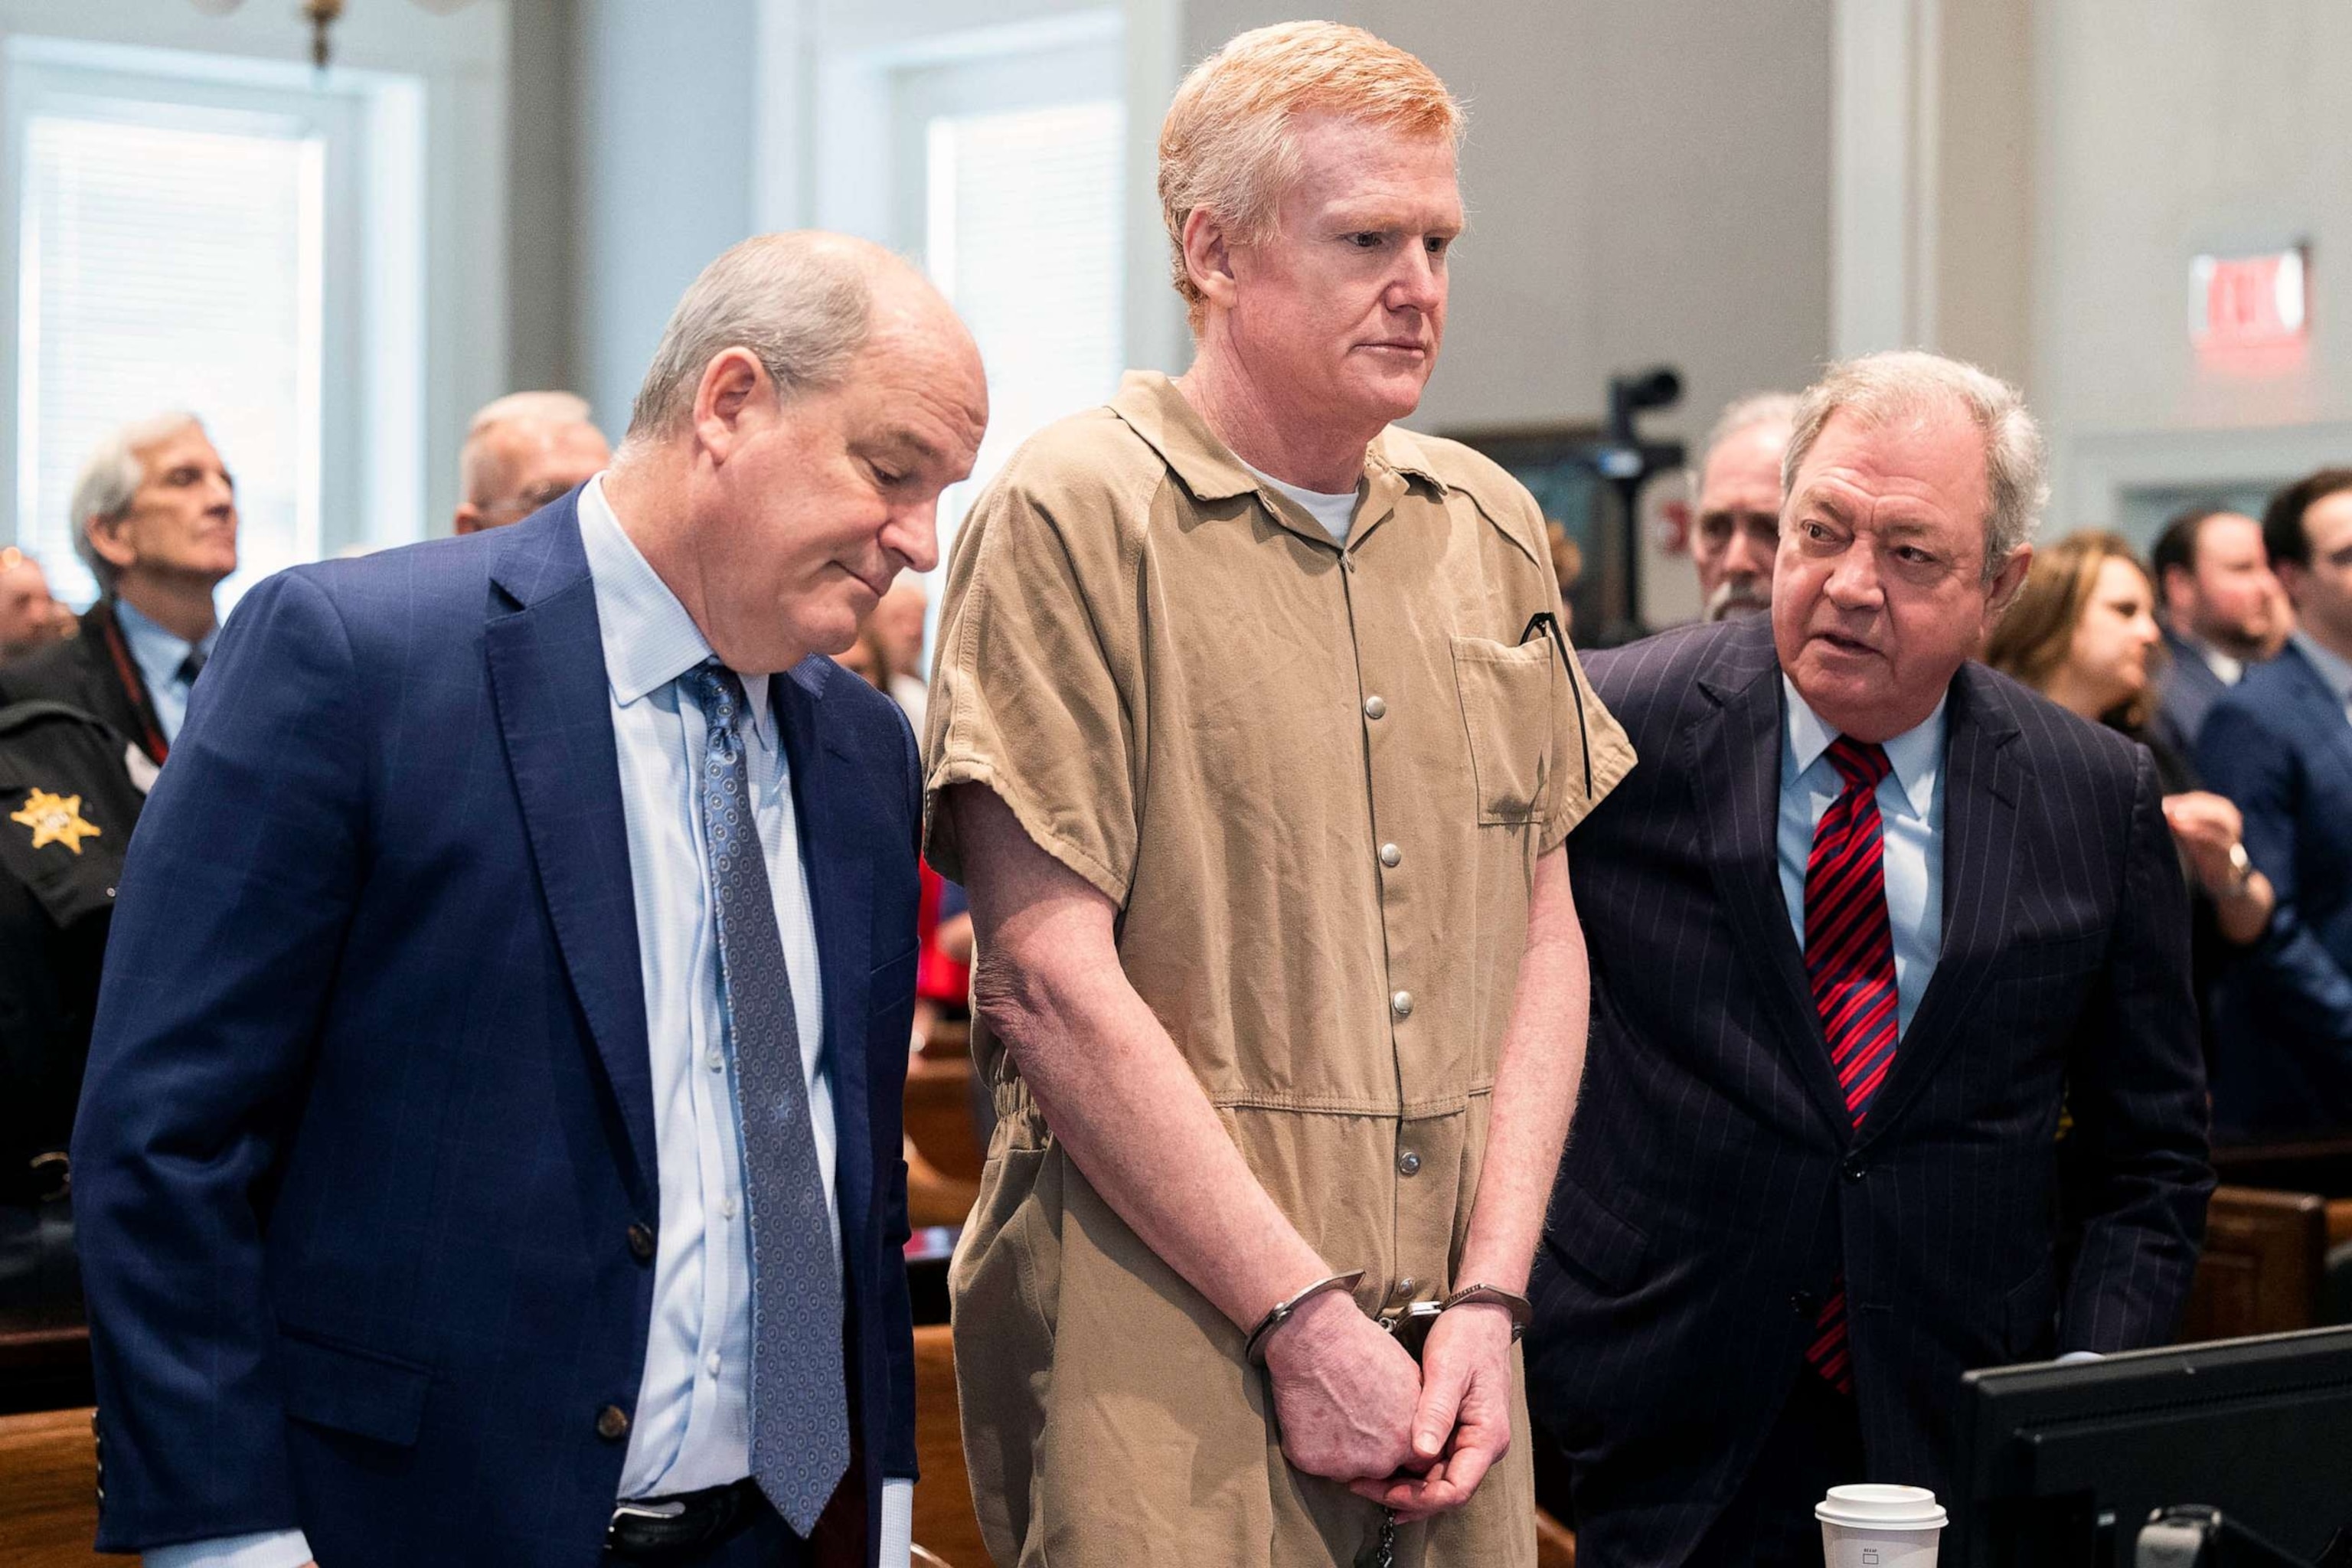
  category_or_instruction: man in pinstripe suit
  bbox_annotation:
[1525,351,2212,1566]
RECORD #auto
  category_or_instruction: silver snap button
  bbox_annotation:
[1391,989,1414,1018]
[1379,843,1401,867]
[1398,1151,1422,1177]
[1364,694,1387,720]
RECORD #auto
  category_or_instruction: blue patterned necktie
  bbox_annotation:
[684,659,848,1534]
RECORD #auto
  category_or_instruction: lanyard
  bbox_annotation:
[99,606,171,764]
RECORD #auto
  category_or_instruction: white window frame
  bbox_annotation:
[0,35,423,599]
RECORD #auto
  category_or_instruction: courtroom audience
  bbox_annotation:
[0,547,74,660]
[2149,505,2285,756]
[2197,469,2352,1136]
[0,414,237,768]
[1985,531,2277,1067]
[451,389,612,534]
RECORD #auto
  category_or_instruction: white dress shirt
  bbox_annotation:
[1776,679,1949,1038]
[146,480,910,1567]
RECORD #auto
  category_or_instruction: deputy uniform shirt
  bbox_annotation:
[0,701,145,1199]
[923,371,1634,1567]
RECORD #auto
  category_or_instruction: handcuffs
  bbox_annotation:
[1245,1270,1533,1365]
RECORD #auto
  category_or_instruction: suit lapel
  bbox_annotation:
[1857,665,2020,1142]
[482,501,658,1204]
[1690,626,1854,1134]
[2280,644,2352,777]
[776,657,875,1250]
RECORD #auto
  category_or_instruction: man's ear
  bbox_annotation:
[452,504,485,536]
[691,348,769,466]
[83,515,136,574]
[1181,207,1241,318]
[1985,542,2034,621]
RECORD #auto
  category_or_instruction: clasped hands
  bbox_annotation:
[1261,1287,1518,1524]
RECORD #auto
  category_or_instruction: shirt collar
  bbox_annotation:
[1782,675,1947,818]
[2170,626,2244,685]
[2292,629,2352,705]
[1106,370,1449,506]
[577,475,774,746]
[112,595,214,686]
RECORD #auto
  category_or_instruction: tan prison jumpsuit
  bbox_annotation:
[923,372,1635,1566]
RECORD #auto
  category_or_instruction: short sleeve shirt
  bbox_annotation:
[923,371,1634,1565]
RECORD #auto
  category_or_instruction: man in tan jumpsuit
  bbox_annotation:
[923,22,1634,1565]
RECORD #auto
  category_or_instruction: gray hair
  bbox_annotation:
[1687,391,1798,497]
[461,390,597,501]
[69,411,204,592]
[1783,350,2047,585]
[626,234,882,440]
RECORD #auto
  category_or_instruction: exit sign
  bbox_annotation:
[2191,247,2308,352]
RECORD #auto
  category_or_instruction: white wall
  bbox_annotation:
[570,0,759,441]
[2031,0,2352,536]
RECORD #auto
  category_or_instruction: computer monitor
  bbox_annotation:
[1949,1326,2352,1566]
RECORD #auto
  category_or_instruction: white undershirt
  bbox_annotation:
[1242,459,1360,546]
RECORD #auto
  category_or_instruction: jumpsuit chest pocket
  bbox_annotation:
[1449,635,1554,825]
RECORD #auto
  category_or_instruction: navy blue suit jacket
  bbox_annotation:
[2151,626,2231,760]
[72,498,922,1564]
[2197,640,2352,1135]
[1525,618,2211,1566]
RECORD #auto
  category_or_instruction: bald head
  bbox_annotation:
[456,391,611,534]
[625,232,975,445]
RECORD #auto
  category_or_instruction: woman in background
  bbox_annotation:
[1988,531,2275,1063]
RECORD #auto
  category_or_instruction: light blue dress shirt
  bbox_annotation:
[149,480,910,1567]
[1777,678,1948,1039]
[112,596,217,745]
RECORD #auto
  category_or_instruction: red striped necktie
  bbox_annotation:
[1803,734,1898,1396]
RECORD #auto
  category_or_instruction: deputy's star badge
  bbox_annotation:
[11,788,101,854]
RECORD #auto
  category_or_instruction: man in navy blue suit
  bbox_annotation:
[1525,351,2210,1566]
[70,233,987,1568]
[2198,467,2352,1135]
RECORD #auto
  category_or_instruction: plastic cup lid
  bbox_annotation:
[1814,1483,1949,1529]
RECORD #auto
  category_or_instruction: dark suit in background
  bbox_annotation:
[2151,625,2234,760]
[1525,616,2211,1566]
[2197,639,2352,1135]
[70,499,922,1564]
[0,598,170,764]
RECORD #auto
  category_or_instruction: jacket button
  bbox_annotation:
[1391,990,1414,1018]
[1841,1154,1867,1182]
[1398,1150,1422,1178]
[596,1405,631,1442]
[627,1222,656,1262]
[1379,843,1402,868]
[1364,694,1387,720]
[1791,1290,1818,1316]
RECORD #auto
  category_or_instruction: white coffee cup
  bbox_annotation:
[1815,1483,1948,1567]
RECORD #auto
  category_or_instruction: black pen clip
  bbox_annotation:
[1520,611,1594,800]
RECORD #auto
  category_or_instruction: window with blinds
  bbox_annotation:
[923,98,1125,561]
[16,109,322,608]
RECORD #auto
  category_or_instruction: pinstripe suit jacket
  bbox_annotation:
[1527,615,2211,1566]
